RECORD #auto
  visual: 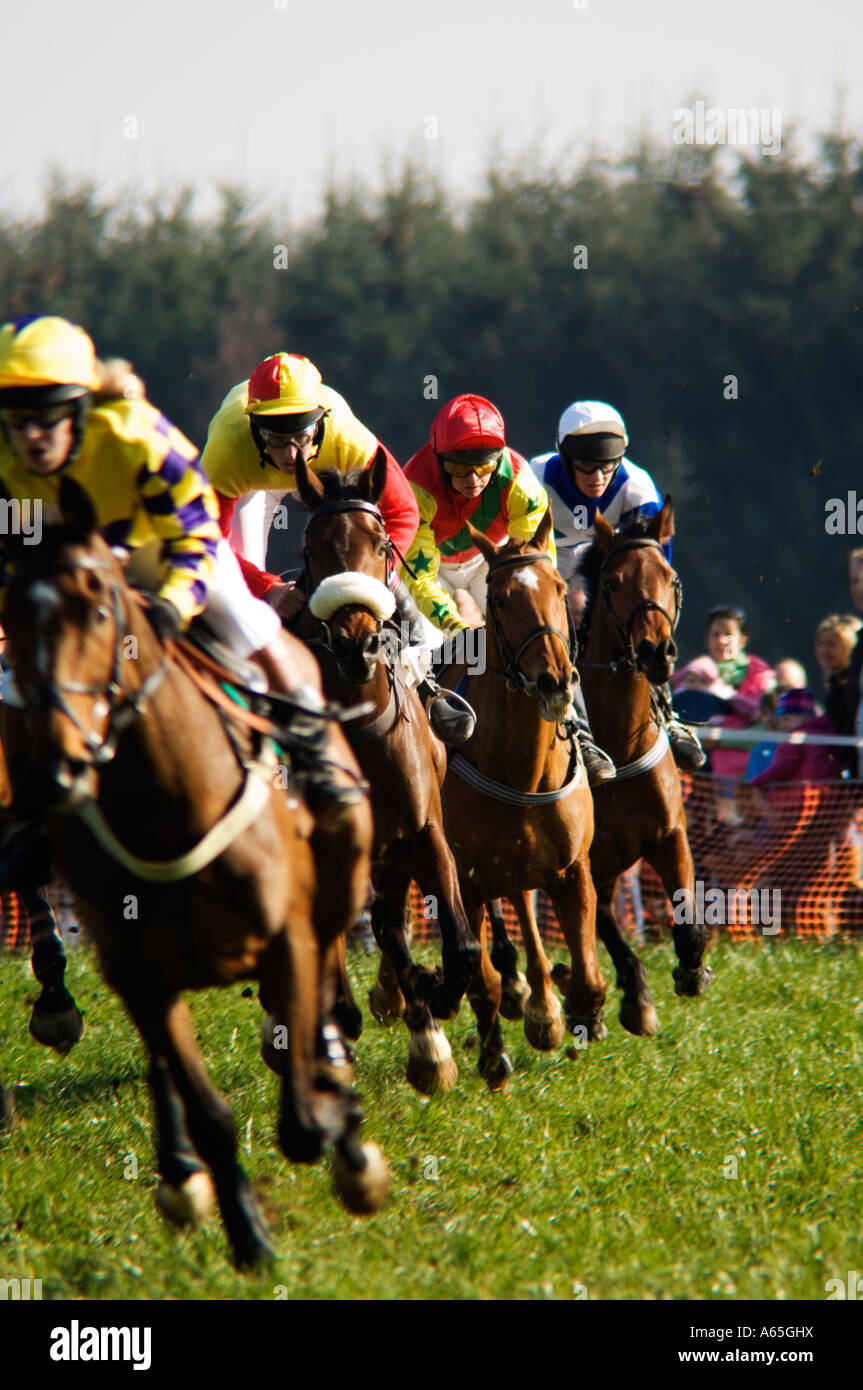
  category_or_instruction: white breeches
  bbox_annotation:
[437,553,489,616]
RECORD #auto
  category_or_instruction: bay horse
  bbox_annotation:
[293,456,481,1094]
[440,511,604,1087]
[573,500,711,1033]
[0,476,385,1266]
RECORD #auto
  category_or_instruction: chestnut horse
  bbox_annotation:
[0,477,384,1266]
[441,512,604,1087]
[293,457,480,1094]
[574,500,711,1033]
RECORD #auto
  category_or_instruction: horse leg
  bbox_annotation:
[128,989,274,1268]
[259,922,328,1166]
[26,887,84,1053]
[464,899,512,1089]
[488,898,529,1020]
[547,860,607,1042]
[411,820,481,1021]
[646,830,713,996]
[329,932,363,1041]
[149,1056,215,1226]
[369,950,406,1024]
[593,878,658,1036]
[509,890,565,1050]
[371,872,457,1095]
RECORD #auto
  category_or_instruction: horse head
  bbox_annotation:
[591,497,680,684]
[468,510,574,722]
[1,476,160,810]
[296,453,395,685]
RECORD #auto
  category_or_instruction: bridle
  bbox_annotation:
[15,555,170,768]
[484,550,574,697]
[582,537,682,675]
[302,498,394,660]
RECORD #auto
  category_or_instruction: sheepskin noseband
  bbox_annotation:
[309,572,397,623]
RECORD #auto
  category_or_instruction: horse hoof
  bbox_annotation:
[332,1141,391,1215]
[567,1009,607,1042]
[232,1231,276,1270]
[368,984,404,1025]
[524,997,566,1051]
[155,1172,215,1227]
[479,1051,513,1091]
[406,1028,458,1094]
[673,964,714,998]
[499,972,530,1021]
[619,998,659,1037]
[29,1004,84,1053]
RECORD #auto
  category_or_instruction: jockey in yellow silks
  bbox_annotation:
[0,316,363,888]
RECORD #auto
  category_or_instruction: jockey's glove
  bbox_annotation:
[147,596,184,641]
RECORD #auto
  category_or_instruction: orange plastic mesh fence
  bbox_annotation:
[403,774,863,943]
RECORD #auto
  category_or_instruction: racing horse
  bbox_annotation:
[440,512,604,1086]
[293,456,480,1094]
[571,500,711,1033]
[0,476,385,1266]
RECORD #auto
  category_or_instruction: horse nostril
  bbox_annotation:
[536,672,563,699]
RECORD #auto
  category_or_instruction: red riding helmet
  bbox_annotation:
[430,394,506,456]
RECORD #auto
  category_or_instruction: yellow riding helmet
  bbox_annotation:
[0,316,100,399]
[245,353,326,421]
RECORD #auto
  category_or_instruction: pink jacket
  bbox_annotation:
[707,654,775,779]
[750,715,844,786]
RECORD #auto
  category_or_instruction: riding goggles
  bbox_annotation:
[440,449,504,477]
[571,457,621,476]
[258,422,319,448]
[0,405,77,432]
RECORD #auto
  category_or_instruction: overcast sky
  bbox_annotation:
[3,0,860,223]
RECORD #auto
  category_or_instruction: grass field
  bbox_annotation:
[1,935,861,1302]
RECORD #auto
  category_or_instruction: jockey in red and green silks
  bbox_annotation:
[400,394,615,785]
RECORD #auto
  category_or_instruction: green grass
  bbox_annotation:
[1,937,861,1301]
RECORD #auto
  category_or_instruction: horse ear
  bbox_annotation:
[59,476,98,535]
[530,507,552,552]
[648,495,675,544]
[466,521,500,566]
[593,511,617,554]
[294,452,324,509]
[364,448,389,505]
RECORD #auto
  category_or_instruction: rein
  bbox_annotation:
[13,552,286,882]
[19,556,171,766]
[303,497,396,659]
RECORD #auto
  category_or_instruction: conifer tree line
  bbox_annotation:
[2,132,861,667]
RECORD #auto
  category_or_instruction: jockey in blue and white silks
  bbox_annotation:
[531,399,705,773]
[530,401,668,583]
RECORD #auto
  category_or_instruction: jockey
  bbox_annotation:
[200,352,471,744]
[402,393,615,783]
[0,316,363,885]
[531,399,705,772]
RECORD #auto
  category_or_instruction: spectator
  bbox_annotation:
[750,689,843,787]
[774,658,808,693]
[671,607,775,779]
[815,613,861,736]
[842,549,863,776]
